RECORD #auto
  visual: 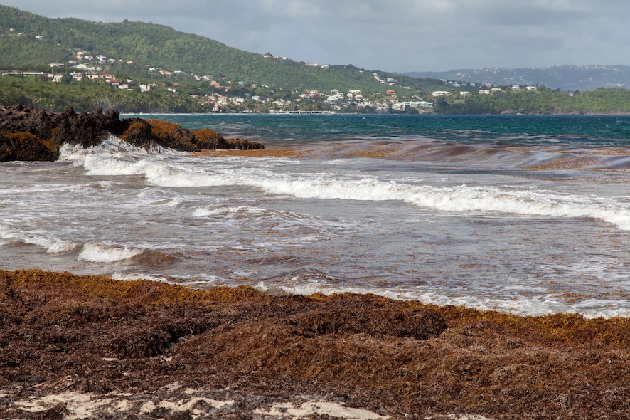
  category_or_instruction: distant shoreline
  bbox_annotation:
[121,111,630,116]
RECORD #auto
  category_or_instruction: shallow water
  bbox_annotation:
[1,114,629,317]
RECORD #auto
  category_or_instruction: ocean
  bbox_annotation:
[1,114,629,318]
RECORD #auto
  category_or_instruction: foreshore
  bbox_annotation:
[1,269,629,419]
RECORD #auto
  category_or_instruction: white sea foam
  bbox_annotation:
[0,225,78,253]
[62,144,630,231]
[254,281,630,319]
[193,206,267,218]
[192,205,309,220]
[111,272,168,282]
[28,237,79,254]
[187,171,630,231]
[78,243,143,262]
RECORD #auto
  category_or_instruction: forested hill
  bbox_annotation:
[0,5,445,94]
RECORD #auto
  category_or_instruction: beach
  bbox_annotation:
[2,113,630,418]
[1,269,629,419]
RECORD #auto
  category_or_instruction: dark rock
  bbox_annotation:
[223,138,265,150]
[192,128,264,150]
[0,105,265,162]
[119,118,154,148]
[192,128,228,149]
[0,132,58,162]
[145,119,198,152]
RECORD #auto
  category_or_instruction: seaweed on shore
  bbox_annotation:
[1,269,629,419]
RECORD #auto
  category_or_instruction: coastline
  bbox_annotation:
[121,111,630,116]
[2,269,629,419]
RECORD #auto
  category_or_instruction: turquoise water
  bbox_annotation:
[135,114,630,147]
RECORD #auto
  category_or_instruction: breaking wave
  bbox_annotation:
[78,243,143,263]
[0,225,79,254]
[61,145,630,231]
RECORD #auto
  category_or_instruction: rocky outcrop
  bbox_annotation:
[0,105,264,162]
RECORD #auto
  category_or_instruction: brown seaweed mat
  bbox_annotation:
[1,269,629,419]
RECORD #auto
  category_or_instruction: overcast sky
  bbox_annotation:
[3,0,630,72]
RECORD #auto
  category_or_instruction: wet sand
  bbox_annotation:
[1,269,629,419]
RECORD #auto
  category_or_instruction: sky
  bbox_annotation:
[3,0,630,73]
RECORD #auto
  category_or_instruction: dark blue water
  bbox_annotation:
[130,114,630,147]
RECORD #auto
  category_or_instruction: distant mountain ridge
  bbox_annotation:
[404,66,630,91]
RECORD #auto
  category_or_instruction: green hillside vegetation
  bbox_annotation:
[0,5,444,95]
[0,74,201,113]
[435,87,630,114]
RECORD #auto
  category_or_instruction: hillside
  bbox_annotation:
[3,5,630,115]
[0,5,445,95]
[405,65,630,92]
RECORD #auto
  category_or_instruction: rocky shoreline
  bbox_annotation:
[1,269,629,419]
[0,105,264,162]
